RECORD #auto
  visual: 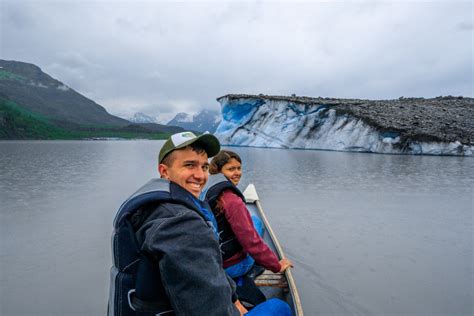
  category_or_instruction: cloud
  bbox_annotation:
[1,0,472,118]
[456,21,474,31]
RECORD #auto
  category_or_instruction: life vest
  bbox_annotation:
[108,178,208,316]
[204,174,247,261]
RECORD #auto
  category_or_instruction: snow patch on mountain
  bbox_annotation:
[170,112,193,123]
[57,84,70,91]
[128,112,158,124]
[167,109,221,133]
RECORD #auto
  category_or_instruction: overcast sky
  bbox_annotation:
[1,0,472,122]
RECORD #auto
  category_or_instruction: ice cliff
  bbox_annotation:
[214,94,473,156]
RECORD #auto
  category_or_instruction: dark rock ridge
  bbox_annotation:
[218,94,473,146]
[0,59,184,138]
[0,59,128,126]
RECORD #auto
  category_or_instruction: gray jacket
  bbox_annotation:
[134,201,240,316]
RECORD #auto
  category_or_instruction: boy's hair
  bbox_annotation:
[160,144,207,167]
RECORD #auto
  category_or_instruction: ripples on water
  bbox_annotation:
[1,141,472,315]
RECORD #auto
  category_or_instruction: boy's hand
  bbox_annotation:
[234,300,248,315]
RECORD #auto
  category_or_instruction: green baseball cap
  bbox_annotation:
[159,131,221,163]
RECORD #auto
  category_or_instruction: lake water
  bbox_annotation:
[0,140,472,316]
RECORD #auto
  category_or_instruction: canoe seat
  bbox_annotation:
[254,271,288,289]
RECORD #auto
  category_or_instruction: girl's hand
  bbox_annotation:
[279,258,294,273]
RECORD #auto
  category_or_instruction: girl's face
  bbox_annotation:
[221,158,242,186]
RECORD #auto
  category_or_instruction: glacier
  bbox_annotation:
[214,95,473,156]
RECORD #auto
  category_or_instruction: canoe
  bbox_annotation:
[242,184,304,316]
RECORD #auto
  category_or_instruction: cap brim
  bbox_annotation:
[175,133,221,158]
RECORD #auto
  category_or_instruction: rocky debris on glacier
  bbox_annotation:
[217,94,473,148]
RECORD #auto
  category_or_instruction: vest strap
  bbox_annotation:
[128,290,174,314]
[204,175,247,260]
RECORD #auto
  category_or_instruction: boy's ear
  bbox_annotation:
[158,164,169,179]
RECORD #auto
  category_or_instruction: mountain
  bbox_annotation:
[128,112,157,124]
[0,59,128,126]
[0,59,183,139]
[167,109,221,133]
[214,94,473,156]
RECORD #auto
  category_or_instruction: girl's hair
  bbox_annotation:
[209,150,242,175]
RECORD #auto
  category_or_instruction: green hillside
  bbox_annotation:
[0,99,172,140]
[0,59,184,139]
[0,60,130,126]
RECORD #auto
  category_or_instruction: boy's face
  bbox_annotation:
[159,147,209,198]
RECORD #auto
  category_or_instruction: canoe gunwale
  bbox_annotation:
[243,184,304,316]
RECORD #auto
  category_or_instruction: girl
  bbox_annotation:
[207,150,293,279]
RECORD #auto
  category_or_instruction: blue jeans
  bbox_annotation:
[225,215,264,278]
[251,215,264,236]
[246,298,292,316]
[226,255,255,278]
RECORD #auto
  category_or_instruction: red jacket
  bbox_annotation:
[219,189,281,273]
